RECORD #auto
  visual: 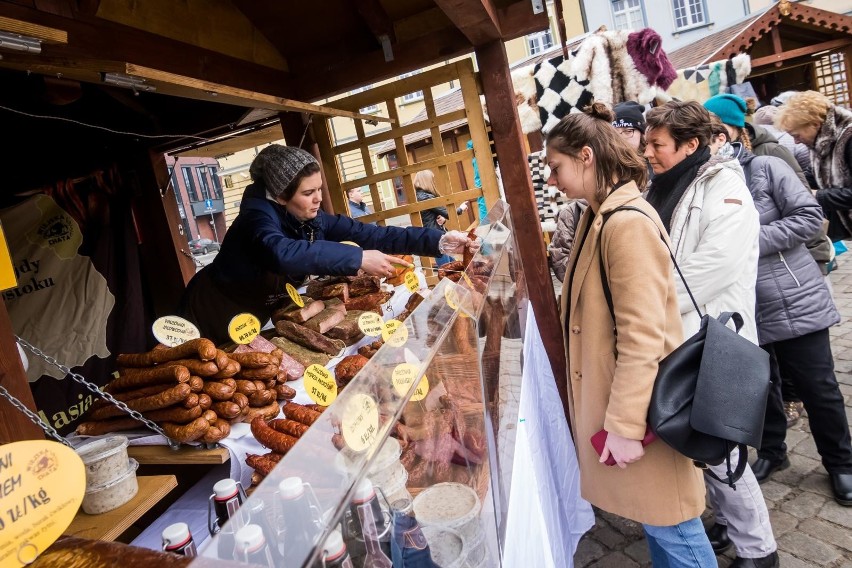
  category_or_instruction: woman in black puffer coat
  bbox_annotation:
[727,138,852,506]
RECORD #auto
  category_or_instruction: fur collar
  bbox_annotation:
[812,105,852,189]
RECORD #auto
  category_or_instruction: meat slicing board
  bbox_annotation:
[64,475,177,541]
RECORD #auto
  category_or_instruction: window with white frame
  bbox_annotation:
[399,72,423,103]
[611,0,645,31]
[672,0,706,29]
[527,29,554,55]
[352,84,379,113]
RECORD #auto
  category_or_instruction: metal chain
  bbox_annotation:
[15,336,179,448]
[0,385,71,447]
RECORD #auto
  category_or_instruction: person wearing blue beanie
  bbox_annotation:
[704,94,748,128]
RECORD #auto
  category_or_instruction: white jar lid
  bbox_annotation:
[162,522,190,547]
[323,529,346,560]
[213,478,238,500]
[353,477,375,502]
[234,524,265,552]
[278,476,304,499]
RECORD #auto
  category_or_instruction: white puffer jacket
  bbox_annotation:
[667,156,760,343]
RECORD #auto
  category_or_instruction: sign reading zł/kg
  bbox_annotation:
[0,441,85,567]
[341,393,379,452]
[304,364,337,406]
[152,316,200,347]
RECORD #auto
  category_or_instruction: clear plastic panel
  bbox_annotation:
[192,200,527,568]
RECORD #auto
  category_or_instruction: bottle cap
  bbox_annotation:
[352,477,375,503]
[213,478,238,500]
[278,476,304,500]
[234,524,265,553]
[323,529,346,561]
[391,498,413,515]
[161,522,191,549]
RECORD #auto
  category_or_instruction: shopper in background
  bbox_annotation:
[776,90,852,242]
[753,104,813,184]
[548,103,715,567]
[611,100,647,154]
[347,187,372,220]
[703,94,809,188]
[644,101,778,568]
[413,169,456,266]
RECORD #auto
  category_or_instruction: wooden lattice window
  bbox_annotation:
[814,51,850,107]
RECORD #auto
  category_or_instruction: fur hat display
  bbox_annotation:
[704,94,748,128]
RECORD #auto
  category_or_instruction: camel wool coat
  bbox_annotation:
[559,182,706,526]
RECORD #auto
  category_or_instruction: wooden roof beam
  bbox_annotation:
[750,37,852,69]
[434,0,502,46]
[354,0,397,61]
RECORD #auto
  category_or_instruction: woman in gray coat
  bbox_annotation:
[730,139,852,507]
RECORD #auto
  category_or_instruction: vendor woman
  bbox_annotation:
[180,144,477,343]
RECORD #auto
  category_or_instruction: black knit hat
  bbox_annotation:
[249,144,318,198]
[612,101,646,133]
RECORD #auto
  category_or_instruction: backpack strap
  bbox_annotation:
[598,206,702,336]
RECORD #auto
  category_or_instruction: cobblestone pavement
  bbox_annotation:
[571,258,852,567]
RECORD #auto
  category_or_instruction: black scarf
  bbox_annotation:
[647,146,711,231]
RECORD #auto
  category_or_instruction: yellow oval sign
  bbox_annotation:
[392,363,430,401]
[304,364,337,406]
[341,393,379,452]
[228,313,261,345]
[357,312,383,337]
[381,319,408,347]
[462,272,475,289]
[286,283,305,308]
[152,316,200,347]
[444,286,469,318]
[404,271,420,292]
[0,441,85,567]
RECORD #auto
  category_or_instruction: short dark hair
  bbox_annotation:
[645,100,711,149]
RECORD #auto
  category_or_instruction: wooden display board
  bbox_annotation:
[313,59,499,237]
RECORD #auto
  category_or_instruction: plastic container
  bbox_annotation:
[75,435,130,487]
[377,466,410,506]
[412,482,482,543]
[81,458,139,514]
[420,525,466,568]
[366,438,402,487]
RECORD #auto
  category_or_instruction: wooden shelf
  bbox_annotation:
[128,444,230,465]
[65,475,177,542]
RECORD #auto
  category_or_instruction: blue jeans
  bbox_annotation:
[643,517,716,568]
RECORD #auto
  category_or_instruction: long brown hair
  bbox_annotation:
[546,102,648,202]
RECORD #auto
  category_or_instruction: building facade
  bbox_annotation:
[581,0,751,52]
[164,155,227,247]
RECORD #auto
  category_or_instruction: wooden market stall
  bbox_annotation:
[0,0,567,482]
[667,0,852,105]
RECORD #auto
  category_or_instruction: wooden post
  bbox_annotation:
[279,111,335,215]
[475,40,570,422]
[0,302,44,443]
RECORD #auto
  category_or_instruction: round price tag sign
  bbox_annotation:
[341,393,379,452]
[462,272,475,288]
[0,441,85,567]
[381,319,408,347]
[357,312,383,337]
[304,364,337,406]
[444,286,469,318]
[152,316,200,347]
[285,283,305,308]
[392,363,430,401]
[228,313,261,345]
[404,271,420,292]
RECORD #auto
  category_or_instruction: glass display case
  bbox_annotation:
[193,200,528,567]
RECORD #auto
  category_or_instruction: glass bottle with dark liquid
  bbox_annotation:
[321,529,355,568]
[209,478,247,560]
[234,523,275,567]
[161,522,197,557]
[351,478,392,568]
[278,476,318,566]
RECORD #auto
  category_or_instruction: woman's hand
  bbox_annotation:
[360,250,412,278]
[438,230,481,255]
[600,432,645,469]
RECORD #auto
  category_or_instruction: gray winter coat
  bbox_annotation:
[737,147,840,344]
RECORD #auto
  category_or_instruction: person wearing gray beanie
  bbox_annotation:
[180,144,479,342]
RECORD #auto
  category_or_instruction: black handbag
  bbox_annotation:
[598,206,771,487]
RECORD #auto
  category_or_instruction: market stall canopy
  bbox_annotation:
[0,0,548,109]
[667,0,852,74]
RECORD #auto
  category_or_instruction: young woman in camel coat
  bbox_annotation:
[547,104,712,566]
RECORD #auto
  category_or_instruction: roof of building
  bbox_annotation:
[667,11,766,68]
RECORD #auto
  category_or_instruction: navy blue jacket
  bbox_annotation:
[180,183,442,342]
